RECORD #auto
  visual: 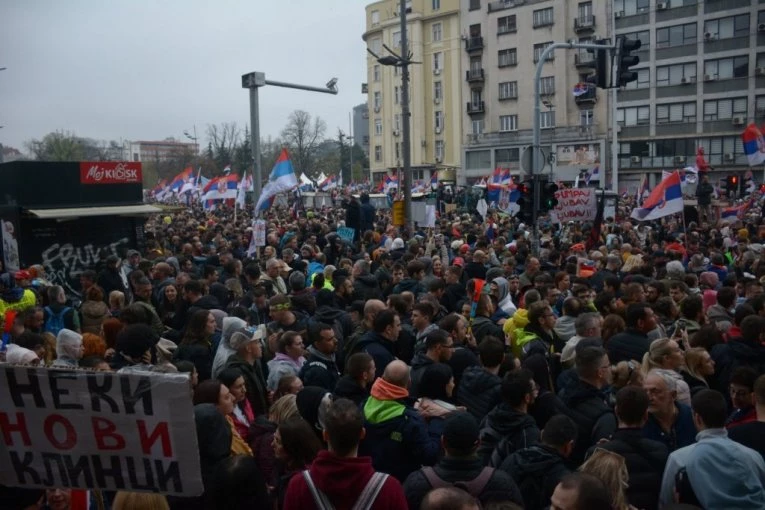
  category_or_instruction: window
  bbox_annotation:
[435,111,443,130]
[705,14,750,40]
[657,102,697,124]
[393,31,400,47]
[466,150,491,169]
[498,15,517,35]
[703,97,747,120]
[435,140,444,160]
[498,81,518,100]
[613,0,649,16]
[533,8,554,28]
[698,136,744,163]
[533,42,554,63]
[758,53,765,69]
[757,95,765,116]
[394,114,401,131]
[395,142,401,160]
[496,148,520,164]
[656,62,697,86]
[374,118,383,135]
[373,91,381,108]
[469,56,482,72]
[472,120,484,135]
[374,145,382,162]
[655,138,696,157]
[624,68,650,90]
[394,86,399,104]
[469,0,480,11]
[704,56,749,80]
[760,11,765,26]
[499,115,518,132]
[498,48,518,67]
[433,52,442,72]
[432,0,440,10]
[471,89,483,105]
[656,23,697,49]
[580,109,594,126]
[578,2,593,19]
[623,30,650,50]
[434,81,442,101]
[432,23,442,42]
[371,10,380,25]
[373,65,381,82]
[369,38,382,54]
[540,110,556,129]
[617,106,650,126]
[540,76,555,95]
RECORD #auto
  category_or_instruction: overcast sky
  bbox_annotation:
[0,0,370,152]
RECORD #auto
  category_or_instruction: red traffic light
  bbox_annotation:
[731,176,738,184]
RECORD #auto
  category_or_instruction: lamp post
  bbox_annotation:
[183,126,198,153]
[241,73,338,216]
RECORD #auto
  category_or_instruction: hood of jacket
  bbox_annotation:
[561,379,606,409]
[706,304,733,321]
[493,277,510,303]
[306,344,335,364]
[410,351,435,371]
[355,273,379,288]
[314,305,347,324]
[459,365,501,394]
[80,300,109,319]
[503,444,565,477]
[484,403,538,437]
[728,338,765,362]
[395,278,423,293]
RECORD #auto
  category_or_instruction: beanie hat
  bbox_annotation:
[442,412,480,451]
[56,329,83,360]
[115,324,157,359]
[296,386,332,433]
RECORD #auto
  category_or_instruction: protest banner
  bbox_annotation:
[253,219,267,247]
[337,227,355,242]
[550,188,597,224]
[0,366,202,496]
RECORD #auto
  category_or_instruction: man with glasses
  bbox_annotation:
[642,371,696,452]
[410,329,455,399]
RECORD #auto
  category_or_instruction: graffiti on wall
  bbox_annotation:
[41,237,129,296]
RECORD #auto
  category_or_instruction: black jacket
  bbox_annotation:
[360,201,375,234]
[606,328,652,364]
[403,457,523,510]
[298,347,340,392]
[587,428,668,510]
[355,330,397,379]
[478,403,540,467]
[225,353,268,417]
[353,274,383,302]
[332,375,369,406]
[456,366,502,423]
[174,342,213,382]
[441,283,467,313]
[471,315,504,344]
[409,352,435,399]
[696,181,714,206]
[97,268,126,300]
[560,379,617,466]
[500,444,570,510]
[448,345,480,389]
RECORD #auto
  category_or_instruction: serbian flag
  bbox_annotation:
[585,165,599,185]
[631,171,684,221]
[151,178,167,195]
[320,175,338,191]
[742,123,765,166]
[169,166,193,192]
[499,168,512,185]
[384,174,398,192]
[431,171,438,189]
[720,199,752,223]
[202,173,239,201]
[255,148,298,213]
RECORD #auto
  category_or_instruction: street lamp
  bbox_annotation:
[183,126,198,153]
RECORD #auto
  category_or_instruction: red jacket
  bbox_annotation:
[283,450,407,510]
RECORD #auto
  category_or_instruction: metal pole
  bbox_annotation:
[610,4,619,193]
[349,112,354,185]
[250,87,262,204]
[400,0,413,230]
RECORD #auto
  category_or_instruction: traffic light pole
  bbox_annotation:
[531,41,616,255]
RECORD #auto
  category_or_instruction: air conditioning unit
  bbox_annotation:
[674,156,686,165]
[393,129,400,136]
[616,126,622,134]
[615,11,624,18]
[435,127,442,134]
[374,106,381,112]
[435,156,443,163]
[704,32,716,41]
[704,74,716,82]
[724,153,736,162]
[732,116,746,126]
[756,67,765,76]
[759,23,765,32]
[434,68,441,75]
[631,156,641,164]
[434,97,441,105]
[680,77,690,85]
[657,2,668,10]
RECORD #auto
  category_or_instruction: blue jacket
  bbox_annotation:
[359,396,440,482]
[355,331,397,379]
[643,402,696,452]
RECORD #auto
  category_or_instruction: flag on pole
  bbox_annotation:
[236,171,251,209]
[430,171,439,189]
[584,165,599,185]
[631,171,684,221]
[720,199,753,223]
[319,175,338,191]
[254,148,298,213]
[742,123,765,166]
[169,167,193,192]
[636,175,649,205]
[201,174,239,201]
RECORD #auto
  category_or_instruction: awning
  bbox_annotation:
[26,204,163,219]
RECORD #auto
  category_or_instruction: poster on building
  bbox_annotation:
[556,144,600,166]
[0,366,202,496]
[550,188,597,224]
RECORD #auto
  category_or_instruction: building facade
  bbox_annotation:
[614,0,760,192]
[352,103,371,157]
[363,0,462,185]
[124,139,198,163]
[460,0,611,186]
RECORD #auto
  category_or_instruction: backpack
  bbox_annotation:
[476,424,504,466]
[302,470,388,510]
[44,306,70,336]
[421,466,494,499]
[516,471,547,510]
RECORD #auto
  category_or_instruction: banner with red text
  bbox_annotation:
[550,188,597,224]
[80,162,142,184]
[0,366,202,496]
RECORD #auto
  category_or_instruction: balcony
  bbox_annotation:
[575,88,597,105]
[467,101,485,115]
[466,69,485,83]
[574,52,595,68]
[574,15,595,33]
[465,36,484,53]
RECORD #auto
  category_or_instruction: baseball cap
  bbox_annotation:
[452,257,465,267]
[442,412,479,451]
[126,249,140,258]
[229,325,265,351]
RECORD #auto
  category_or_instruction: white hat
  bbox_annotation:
[5,344,39,365]
[56,329,82,360]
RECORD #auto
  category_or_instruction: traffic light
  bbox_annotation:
[614,36,642,87]
[541,180,559,213]
[585,40,610,89]
[726,175,739,197]
[516,179,535,222]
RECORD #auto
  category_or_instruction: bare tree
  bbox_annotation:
[280,110,326,175]
[206,122,242,173]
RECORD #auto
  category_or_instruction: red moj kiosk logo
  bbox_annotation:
[80,162,142,184]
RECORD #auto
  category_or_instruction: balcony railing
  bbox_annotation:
[574,52,595,67]
[465,36,484,52]
[574,15,595,32]
[466,69,485,82]
[467,101,485,114]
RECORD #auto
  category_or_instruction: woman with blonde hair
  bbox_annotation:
[112,491,169,510]
[642,337,691,406]
[681,347,715,395]
[249,394,299,485]
[611,360,644,392]
[579,449,634,510]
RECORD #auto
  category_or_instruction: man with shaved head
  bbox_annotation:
[359,359,440,482]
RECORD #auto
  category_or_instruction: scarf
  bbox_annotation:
[370,376,409,401]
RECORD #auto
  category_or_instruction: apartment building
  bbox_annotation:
[352,103,371,157]
[614,0,760,191]
[460,0,611,186]
[363,0,462,185]
[124,139,198,163]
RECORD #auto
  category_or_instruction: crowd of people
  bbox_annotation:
[2,189,765,510]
